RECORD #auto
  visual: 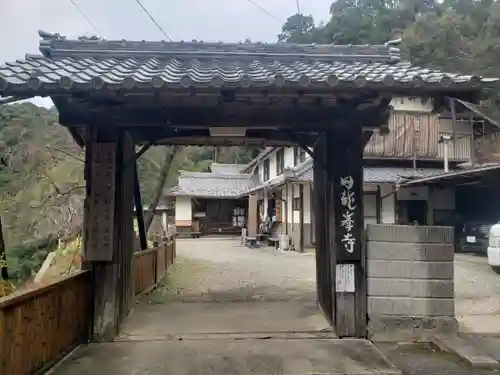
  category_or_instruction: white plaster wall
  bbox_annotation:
[390,96,433,113]
[175,196,192,222]
[257,159,264,181]
[284,147,295,169]
[303,184,312,224]
[380,184,396,224]
[269,151,277,180]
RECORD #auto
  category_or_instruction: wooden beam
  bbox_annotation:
[134,162,148,251]
[57,99,389,130]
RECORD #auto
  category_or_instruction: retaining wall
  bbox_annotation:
[366,224,457,341]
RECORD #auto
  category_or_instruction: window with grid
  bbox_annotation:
[299,148,306,163]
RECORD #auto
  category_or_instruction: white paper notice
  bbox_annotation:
[336,264,355,292]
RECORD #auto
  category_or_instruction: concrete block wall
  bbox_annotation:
[366,224,457,340]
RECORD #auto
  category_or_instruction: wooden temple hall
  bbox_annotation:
[0,30,495,352]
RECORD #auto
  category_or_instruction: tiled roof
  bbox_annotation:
[209,163,248,174]
[0,31,495,97]
[295,161,448,184]
[167,171,259,198]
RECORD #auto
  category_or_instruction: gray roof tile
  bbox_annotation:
[0,31,495,96]
[209,163,248,174]
[294,161,449,184]
[167,171,259,198]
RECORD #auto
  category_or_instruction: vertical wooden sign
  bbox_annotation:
[85,143,117,261]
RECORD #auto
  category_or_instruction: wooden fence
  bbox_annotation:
[0,234,176,375]
[134,235,176,295]
[0,271,92,375]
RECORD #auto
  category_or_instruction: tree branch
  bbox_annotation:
[30,185,85,208]
[44,146,84,163]
[143,146,179,233]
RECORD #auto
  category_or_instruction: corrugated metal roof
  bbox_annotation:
[364,112,441,158]
[400,163,500,186]
[0,31,494,97]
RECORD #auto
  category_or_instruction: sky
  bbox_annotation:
[0,0,333,107]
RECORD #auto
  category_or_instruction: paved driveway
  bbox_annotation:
[455,253,500,334]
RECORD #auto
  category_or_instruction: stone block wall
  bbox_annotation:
[366,224,457,341]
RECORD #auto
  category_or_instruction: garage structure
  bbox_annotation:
[0,30,495,339]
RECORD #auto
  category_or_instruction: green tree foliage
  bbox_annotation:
[0,103,258,281]
[280,0,500,105]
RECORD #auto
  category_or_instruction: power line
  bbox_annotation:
[68,0,101,35]
[245,0,281,21]
[133,0,172,41]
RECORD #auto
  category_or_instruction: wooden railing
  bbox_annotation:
[134,234,176,296]
[0,270,92,375]
[0,234,176,374]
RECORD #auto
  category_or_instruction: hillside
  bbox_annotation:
[0,102,257,283]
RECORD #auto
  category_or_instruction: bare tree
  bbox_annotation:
[144,146,179,233]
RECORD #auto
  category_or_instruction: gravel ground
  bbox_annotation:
[454,253,500,334]
[455,253,500,315]
[153,237,317,303]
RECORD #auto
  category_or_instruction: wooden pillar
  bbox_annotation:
[117,133,135,325]
[313,134,334,325]
[83,126,135,342]
[327,124,367,338]
[299,184,304,252]
[247,194,258,236]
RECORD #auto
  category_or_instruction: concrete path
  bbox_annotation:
[454,253,500,334]
[120,301,332,340]
[48,238,402,374]
[51,339,401,375]
[48,239,499,374]
[378,342,500,375]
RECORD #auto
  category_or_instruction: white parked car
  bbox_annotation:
[487,222,500,274]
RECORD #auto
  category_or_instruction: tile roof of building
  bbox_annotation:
[209,163,248,174]
[293,159,449,184]
[0,31,495,97]
[167,171,259,198]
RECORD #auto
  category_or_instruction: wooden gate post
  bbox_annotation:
[313,134,335,325]
[326,124,367,338]
[83,126,135,342]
